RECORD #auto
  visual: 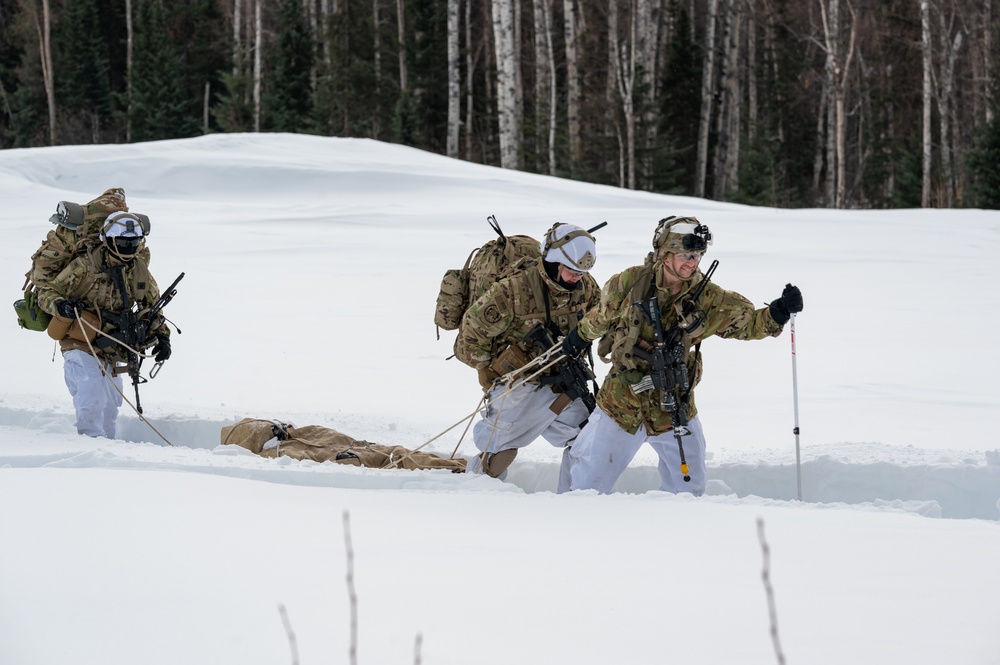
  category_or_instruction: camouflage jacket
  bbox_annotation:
[37,246,165,360]
[454,260,600,374]
[577,262,782,435]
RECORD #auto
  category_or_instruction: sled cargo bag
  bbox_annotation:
[221,418,466,472]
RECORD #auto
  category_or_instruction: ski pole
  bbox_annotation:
[790,312,802,501]
[676,431,690,482]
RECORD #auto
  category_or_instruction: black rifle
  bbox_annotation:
[98,270,184,414]
[523,324,597,413]
[629,260,718,482]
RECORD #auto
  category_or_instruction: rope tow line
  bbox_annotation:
[76,304,175,447]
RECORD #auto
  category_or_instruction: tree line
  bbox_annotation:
[2,0,999,209]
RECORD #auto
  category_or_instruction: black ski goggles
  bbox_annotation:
[111,235,143,254]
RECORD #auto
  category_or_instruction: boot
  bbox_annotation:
[481,448,518,478]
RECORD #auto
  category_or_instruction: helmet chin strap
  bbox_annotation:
[660,254,690,288]
[104,237,139,263]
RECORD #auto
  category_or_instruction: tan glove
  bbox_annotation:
[477,367,500,391]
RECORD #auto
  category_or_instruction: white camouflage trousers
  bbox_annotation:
[568,406,708,495]
[63,349,123,438]
[467,380,590,492]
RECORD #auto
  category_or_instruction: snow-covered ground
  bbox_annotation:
[1,134,998,664]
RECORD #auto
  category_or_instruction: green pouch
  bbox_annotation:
[14,289,52,332]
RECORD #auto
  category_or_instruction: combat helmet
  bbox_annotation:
[651,216,713,260]
[102,211,146,261]
[542,223,597,273]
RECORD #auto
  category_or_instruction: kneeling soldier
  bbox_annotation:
[454,223,601,491]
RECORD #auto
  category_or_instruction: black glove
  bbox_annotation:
[769,284,803,325]
[55,298,84,319]
[152,334,172,362]
[561,327,591,358]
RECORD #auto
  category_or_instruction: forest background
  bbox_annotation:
[2,0,1000,210]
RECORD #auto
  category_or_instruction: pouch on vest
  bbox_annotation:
[489,343,530,377]
[434,268,469,330]
[14,289,52,332]
[46,310,101,342]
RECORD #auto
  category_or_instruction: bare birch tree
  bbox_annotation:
[447,0,460,158]
[984,0,993,123]
[820,0,856,208]
[513,0,524,143]
[533,0,557,174]
[397,0,408,93]
[254,0,263,132]
[493,0,521,168]
[747,0,757,142]
[762,0,784,145]
[695,0,719,197]
[711,0,741,200]
[812,83,828,197]
[609,0,637,189]
[233,0,242,76]
[921,0,932,207]
[127,0,134,142]
[542,0,557,173]
[24,0,57,144]
[935,3,963,206]
[372,0,381,87]
[563,0,582,171]
[464,0,474,160]
[636,0,662,186]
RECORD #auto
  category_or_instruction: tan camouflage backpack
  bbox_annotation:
[434,215,541,335]
[14,188,150,332]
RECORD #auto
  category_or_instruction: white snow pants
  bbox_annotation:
[467,380,590,492]
[568,406,707,495]
[63,349,123,438]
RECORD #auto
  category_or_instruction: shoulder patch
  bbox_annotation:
[483,304,503,325]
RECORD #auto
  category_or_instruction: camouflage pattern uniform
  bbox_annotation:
[455,259,599,374]
[33,193,166,439]
[568,254,784,495]
[455,257,601,491]
[576,261,782,436]
[37,247,164,361]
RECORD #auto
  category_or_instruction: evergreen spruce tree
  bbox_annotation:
[128,0,198,142]
[264,0,314,133]
[2,2,49,147]
[166,0,229,134]
[55,0,113,143]
[967,115,1000,209]
[652,5,699,195]
[0,1,19,147]
[407,0,448,152]
[891,145,923,208]
[393,89,420,146]
[214,60,255,133]
[313,0,384,139]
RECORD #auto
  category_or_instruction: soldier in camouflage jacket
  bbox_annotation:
[562,217,803,495]
[37,210,170,438]
[455,223,601,491]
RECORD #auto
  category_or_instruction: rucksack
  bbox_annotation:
[434,215,542,336]
[14,188,150,332]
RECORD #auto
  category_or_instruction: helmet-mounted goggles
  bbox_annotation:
[653,217,713,256]
[669,222,713,251]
